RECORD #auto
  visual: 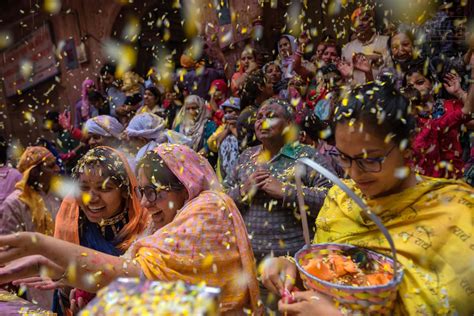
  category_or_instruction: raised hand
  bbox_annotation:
[335,58,353,79]
[353,53,372,74]
[246,61,259,74]
[59,111,72,131]
[443,72,464,98]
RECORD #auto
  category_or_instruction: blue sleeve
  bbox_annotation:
[202,121,218,151]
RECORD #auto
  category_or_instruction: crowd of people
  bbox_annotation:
[0,3,473,315]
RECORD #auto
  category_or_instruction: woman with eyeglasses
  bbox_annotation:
[0,144,260,315]
[259,82,473,315]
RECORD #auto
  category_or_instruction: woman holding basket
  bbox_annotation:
[261,82,474,315]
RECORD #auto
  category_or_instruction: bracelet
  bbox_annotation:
[52,270,68,283]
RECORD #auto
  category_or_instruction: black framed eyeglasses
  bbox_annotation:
[135,185,170,203]
[334,145,397,173]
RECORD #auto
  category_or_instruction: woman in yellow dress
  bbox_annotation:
[260,82,473,315]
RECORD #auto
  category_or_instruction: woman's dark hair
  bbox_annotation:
[137,151,185,191]
[388,28,416,61]
[87,90,106,104]
[45,111,60,124]
[145,86,161,101]
[73,147,130,193]
[240,69,267,109]
[402,62,437,88]
[100,63,117,77]
[333,82,416,145]
[321,40,342,58]
[400,85,422,106]
[300,112,330,141]
[241,46,257,60]
[237,107,259,150]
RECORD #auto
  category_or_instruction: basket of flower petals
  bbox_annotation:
[294,158,404,314]
[295,244,403,314]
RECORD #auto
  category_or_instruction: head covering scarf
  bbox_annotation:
[132,144,260,314]
[278,35,297,78]
[315,177,474,315]
[80,79,95,119]
[126,113,167,142]
[84,115,124,139]
[15,146,56,235]
[351,7,363,22]
[209,79,228,108]
[54,146,147,252]
[351,5,373,23]
[174,95,211,151]
[278,35,297,58]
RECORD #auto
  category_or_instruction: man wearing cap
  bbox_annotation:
[207,97,241,182]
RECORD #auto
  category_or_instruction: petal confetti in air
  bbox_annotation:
[0,30,13,49]
[286,1,302,36]
[394,166,410,179]
[50,176,80,199]
[182,0,201,38]
[82,192,91,205]
[19,59,33,80]
[103,40,137,78]
[121,15,141,43]
[201,254,214,269]
[43,0,61,14]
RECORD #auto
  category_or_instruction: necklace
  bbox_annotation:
[99,211,128,236]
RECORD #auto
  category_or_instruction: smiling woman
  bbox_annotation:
[0,144,260,315]
[53,146,148,313]
[260,82,474,316]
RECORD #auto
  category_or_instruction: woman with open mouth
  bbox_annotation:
[0,144,260,315]
[52,146,148,314]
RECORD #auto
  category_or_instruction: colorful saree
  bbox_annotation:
[132,144,260,314]
[314,177,473,315]
[0,146,58,236]
[53,146,147,314]
[54,146,147,251]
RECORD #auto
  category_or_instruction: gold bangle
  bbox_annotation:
[52,270,67,283]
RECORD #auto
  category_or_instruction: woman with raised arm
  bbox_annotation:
[0,144,260,315]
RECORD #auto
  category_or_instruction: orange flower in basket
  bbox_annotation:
[366,273,393,286]
[303,259,335,281]
[331,254,358,276]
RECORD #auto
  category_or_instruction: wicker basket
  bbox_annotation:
[294,158,404,315]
